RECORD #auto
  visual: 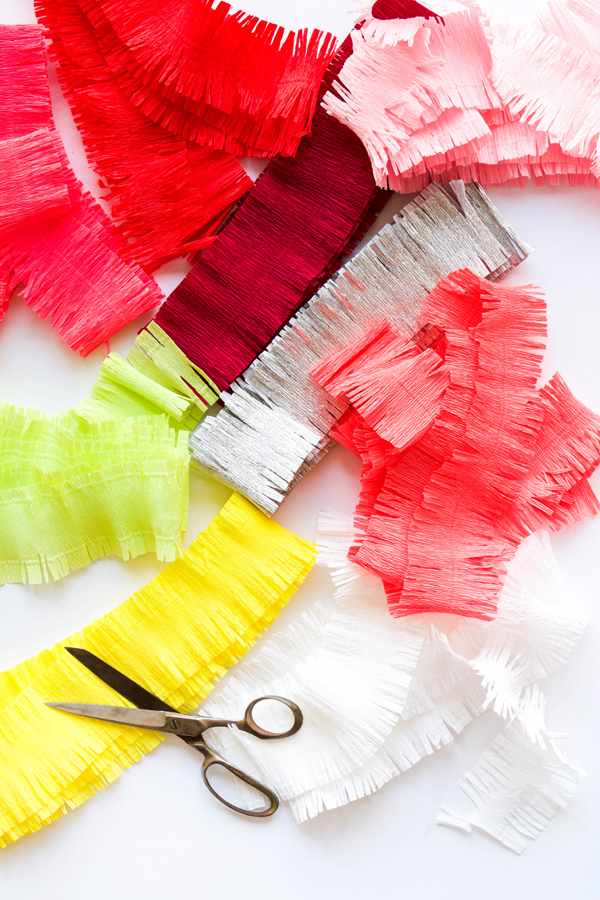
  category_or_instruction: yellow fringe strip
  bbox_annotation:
[0,493,315,847]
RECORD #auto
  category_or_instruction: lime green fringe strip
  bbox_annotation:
[0,493,315,847]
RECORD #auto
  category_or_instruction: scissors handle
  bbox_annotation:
[191,741,280,817]
[199,695,303,740]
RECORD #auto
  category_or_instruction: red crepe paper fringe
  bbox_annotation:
[313,269,600,621]
[0,25,161,353]
[371,0,442,21]
[75,0,337,157]
[155,34,389,391]
[37,0,252,273]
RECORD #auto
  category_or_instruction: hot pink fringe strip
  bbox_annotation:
[0,24,161,353]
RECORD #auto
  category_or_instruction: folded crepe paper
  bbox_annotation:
[0,402,190,584]
[0,24,162,353]
[190,180,529,514]
[72,0,337,158]
[199,511,586,853]
[322,1,600,192]
[311,269,600,621]
[153,32,390,391]
[37,0,253,272]
[0,493,315,847]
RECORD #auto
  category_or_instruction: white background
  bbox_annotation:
[1,0,599,897]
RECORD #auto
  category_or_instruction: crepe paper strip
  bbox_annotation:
[437,720,583,854]
[325,270,600,619]
[0,493,315,847]
[311,320,450,453]
[78,323,219,429]
[37,0,252,273]
[154,32,390,391]
[200,511,426,806]
[0,25,162,352]
[190,180,529,514]
[536,0,600,62]
[0,404,190,584]
[371,0,443,20]
[75,0,337,158]
[199,513,584,842]
[322,4,600,192]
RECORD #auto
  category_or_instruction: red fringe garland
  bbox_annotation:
[371,0,442,21]
[0,25,161,353]
[154,34,390,391]
[313,270,600,621]
[74,0,337,157]
[36,0,253,273]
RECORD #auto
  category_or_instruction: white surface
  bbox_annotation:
[0,0,599,897]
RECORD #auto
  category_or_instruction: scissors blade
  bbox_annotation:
[45,702,170,730]
[64,647,178,713]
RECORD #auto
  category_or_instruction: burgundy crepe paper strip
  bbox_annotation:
[154,34,390,392]
[37,0,253,273]
[0,25,161,353]
[371,0,442,21]
[313,269,600,621]
[75,0,337,158]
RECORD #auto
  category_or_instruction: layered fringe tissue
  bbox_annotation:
[199,512,587,852]
[0,493,315,846]
[321,0,600,190]
[68,0,338,158]
[0,25,162,352]
[36,0,254,272]
[191,181,530,513]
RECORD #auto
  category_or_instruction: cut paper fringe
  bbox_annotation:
[76,0,337,158]
[37,0,253,272]
[191,181,529,514]
[154,33,390,390]
[312,269,600,620]
[199,512,586,852]
[0,402,190,584]
[322,1,600,191]
[0,24,162,352]
[0,493,315,847]
[0,317,223,582]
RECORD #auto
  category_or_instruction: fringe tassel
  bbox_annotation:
[36,0,253,273]
[0,25,162,353]
[155,33,390,391]
[191,181,529,514]
[0,493,315,847]
[75,0,338,158]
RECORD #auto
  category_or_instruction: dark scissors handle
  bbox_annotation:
[189,696,303,816]
[199,695,303,740]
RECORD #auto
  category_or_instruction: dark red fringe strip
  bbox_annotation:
[371,0,443,21]
[154,35,391,391]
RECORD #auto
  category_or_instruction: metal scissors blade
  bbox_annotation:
[63,647,176,713]
[45,702,205,737]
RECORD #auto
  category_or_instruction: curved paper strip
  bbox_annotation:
[76,0,337,157]
[0,493,315,847]
[0,25,162,352]
[36,0,253,272]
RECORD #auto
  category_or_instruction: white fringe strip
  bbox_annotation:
[198,512,584,847]
[191,181,530,514]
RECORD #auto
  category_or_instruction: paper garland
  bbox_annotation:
[191,181,529,514]
[199,511,586,852]
[37,0,253,272]
[0,493,315,847]
[311,269,600,620]
[76,0,337,158]
[0,24,162,353]
[323,1,600,191]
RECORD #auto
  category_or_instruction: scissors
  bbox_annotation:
[46,647,302,818]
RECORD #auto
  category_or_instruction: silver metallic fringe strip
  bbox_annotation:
[190,182,530,514]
